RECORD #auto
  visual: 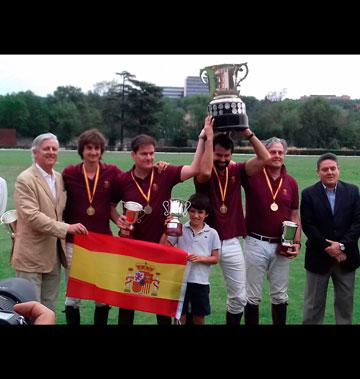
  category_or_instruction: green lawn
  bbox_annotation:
[1,149,360,324]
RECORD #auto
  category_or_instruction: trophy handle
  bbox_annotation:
[234,63,249,86]
[200,68,209,85]
[183,201,191,216]
[163,201,170,216]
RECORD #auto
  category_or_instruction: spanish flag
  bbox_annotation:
[66,232,189,319]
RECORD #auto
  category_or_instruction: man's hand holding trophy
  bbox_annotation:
[117,201,143,238]
[277,221,300,259]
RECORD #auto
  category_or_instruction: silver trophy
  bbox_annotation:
[0,209,17,239]
[200,63,249,132]
[163,199,191,237]
[118,201,143,238]
[281,221,298,247]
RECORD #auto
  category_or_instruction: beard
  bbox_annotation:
[214,160,230,171]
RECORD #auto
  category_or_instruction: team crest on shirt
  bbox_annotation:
[123,262,160,296]
[103,180,110,188]
[152,183,158,192]
[282,188,288,196]
[231,176,236,183]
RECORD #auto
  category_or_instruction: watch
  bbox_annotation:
[339,243,345,251]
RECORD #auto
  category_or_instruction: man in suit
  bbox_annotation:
[11,133,87,312]
[301,152,360,324]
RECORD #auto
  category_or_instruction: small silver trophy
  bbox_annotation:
[163,199,191,237]
[118,201,143,238]
[281,221,298,251]
[200,63,249,132]
[0,209,17,239]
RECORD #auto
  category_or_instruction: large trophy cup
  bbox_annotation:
[279,221,298,256]
[118,201,143,238]
[163,199,191,237]
[200,63,249,132]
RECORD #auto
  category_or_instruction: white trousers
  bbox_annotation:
[244,236,289,305]
[220,237,247,314]
[64,242,106,308]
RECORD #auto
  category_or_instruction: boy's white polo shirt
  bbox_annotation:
[168,222,221,285]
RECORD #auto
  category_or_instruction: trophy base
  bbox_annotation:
[213,114,249,132]
[208,97,249,132]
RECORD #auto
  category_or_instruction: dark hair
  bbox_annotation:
[131,134,156,153]
[213,133,234,153]
[188,193,211,214]
[317,152,338,169]
[77,129,106,159]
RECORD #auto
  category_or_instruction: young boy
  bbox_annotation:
[160,193,221,325]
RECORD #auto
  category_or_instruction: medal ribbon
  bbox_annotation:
[263,168,283,206]
[213,167,228,207]
[82,164,100,207]
[131,168,154,206]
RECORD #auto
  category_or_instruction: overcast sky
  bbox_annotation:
[1,54,360,100]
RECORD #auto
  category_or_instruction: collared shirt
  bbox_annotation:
[168,222,221,285]
[112,165,183,243]
[194,162,247,240]
[63,162,123,240]
[242,165,299,238]
[36,163,56,198]
[323,183,337,214]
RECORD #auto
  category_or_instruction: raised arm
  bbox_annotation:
[243,129,271,176]
[180,116,214,182]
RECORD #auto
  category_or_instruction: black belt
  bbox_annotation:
[249,232,281,244]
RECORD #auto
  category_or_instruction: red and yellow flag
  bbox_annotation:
[66,232,189,319]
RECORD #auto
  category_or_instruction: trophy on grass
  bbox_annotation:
[118,201,143,238]
[200,63,249,132]
[163,199,191,237]
[279,221,298,256]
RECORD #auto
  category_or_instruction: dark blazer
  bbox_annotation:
[301,180,360,274]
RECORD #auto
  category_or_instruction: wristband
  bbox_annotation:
[247,133,255,140]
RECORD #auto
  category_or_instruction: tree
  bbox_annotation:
[295,98,345,148]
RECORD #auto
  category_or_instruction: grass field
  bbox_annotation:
[1,149,360,324]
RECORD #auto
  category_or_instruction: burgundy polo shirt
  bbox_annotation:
[242,166,299,238]
[63,162,123,240]
[195,162,247,241]
[113,165,183,243]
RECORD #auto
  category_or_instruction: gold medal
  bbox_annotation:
[83,164,100,218]
[263,169,283,214]
[220,204,228,214]
[143,204,152,214]
[87,206,95,216]
[270,202,278,212]
[213,167,229,217]
[131,169,154,217]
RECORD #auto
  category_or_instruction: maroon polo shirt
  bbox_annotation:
[195,162,247,241]
[63,162,123,240]
[113,165,183,243]
[242,166,299,238]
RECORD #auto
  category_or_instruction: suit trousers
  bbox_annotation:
[303,265,355,325]
[16,252,61,312]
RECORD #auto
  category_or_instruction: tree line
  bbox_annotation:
[1,75,360,149]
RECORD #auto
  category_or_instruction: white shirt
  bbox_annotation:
[36,163,57,199]
[0,177,7,215]
[168,222,221,285]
